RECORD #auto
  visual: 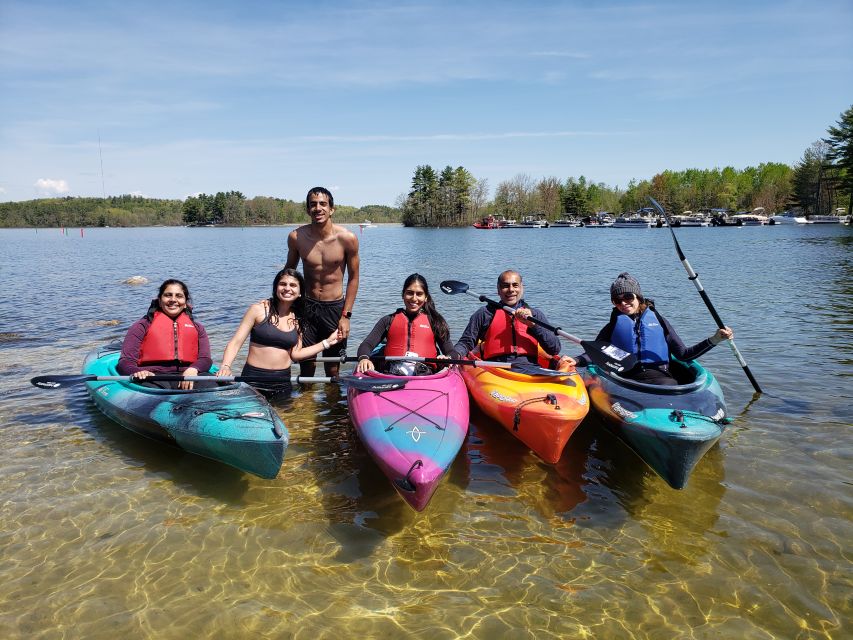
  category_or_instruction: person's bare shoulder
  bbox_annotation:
[334,224,359,248]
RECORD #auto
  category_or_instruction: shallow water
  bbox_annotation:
[0,223,850,638]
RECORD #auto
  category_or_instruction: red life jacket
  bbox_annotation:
[384,310,438,358]
[138,311,199,365]
[481,307,540,361]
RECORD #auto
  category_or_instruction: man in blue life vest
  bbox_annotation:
[450,270,569,366]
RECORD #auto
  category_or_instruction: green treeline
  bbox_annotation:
[0,193,402,228]
[0,195,183,228]
[401,164,797,226]
[4,105,850,229]
[180,191,401,226]
[401,104,853,226]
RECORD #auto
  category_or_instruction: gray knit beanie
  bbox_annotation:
[610,272,642,298]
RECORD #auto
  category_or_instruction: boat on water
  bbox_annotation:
[672,211,709,227]
[82,346,288,478]
[612,214,651,229]
[473,215,500,229]
[461,358,589,464]
[496,215,518,228]
[729,212,768,226]
[769,211,798,225]
[796,209,845,224]
[580,358,728,489]
[517,214,549,228]
[709,209,737,226]
[358,220,376,230]
[583,213,615,228]
[347,366,469,511]
[551,217,583,227]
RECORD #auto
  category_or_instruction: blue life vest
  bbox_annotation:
[610,308,669,366]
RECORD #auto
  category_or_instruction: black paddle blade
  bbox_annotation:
[509,362,577,384]
[439,280,469,295]
[582,340,637,373]
[340,375,407,392]
[30,374,94,389]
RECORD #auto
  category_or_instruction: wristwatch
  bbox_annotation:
[342,311,352,319]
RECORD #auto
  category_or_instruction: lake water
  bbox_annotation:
[0,223,850,639]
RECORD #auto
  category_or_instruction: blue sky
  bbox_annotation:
[1,0,851,206]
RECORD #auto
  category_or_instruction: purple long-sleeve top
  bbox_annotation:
[116,316,213,375]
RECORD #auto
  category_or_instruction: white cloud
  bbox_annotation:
[0,186,6,194]
[34,178,70,195]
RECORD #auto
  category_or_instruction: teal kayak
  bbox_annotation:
[580,359,728,489]
[82,346,287,478]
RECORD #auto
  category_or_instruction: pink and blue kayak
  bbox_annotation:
[347,366,470,511]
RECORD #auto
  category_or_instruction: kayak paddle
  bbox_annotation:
[313,355,516,368]
[649,197,762,394]
[30,373,406,392]
[314,355,575,378]
[439,279,637,374]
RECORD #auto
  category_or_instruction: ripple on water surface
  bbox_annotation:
[0,225,850,638]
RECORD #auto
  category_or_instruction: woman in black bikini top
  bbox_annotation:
[216,268,341,396]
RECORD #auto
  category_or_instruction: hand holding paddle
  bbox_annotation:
[439,280,637,374]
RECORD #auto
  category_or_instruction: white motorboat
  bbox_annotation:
[797,209,846,224]
[552,217,582,227]
[583,213,614,228]
[730,211,768,226]
[612,214,651,228]
[769,211,797,225]
[673,211,709,227]
[517,214,549,228]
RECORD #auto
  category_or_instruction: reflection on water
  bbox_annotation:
[0,225,850,638]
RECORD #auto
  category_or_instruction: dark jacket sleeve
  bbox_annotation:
[450,306,492,359]
[657,313,715,362]
[191,321,213,373]
[357,314,394,358]
[436,333,455,356]
[528,307,562,356]
[117,318,150,375]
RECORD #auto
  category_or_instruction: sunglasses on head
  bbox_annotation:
[612,293,637,304]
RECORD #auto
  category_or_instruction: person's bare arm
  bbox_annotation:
[284,230,300,269]
[337,231,360,338]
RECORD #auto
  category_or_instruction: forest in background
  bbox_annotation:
[400,104,853,226]
[0,193,400,228]
[2,105,850,229]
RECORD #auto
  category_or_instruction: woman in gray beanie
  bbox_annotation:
[576,272,733,385]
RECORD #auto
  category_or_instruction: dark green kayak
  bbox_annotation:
[82,346,287,478]
[580,359,728,489]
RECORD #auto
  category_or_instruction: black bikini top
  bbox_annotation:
[250,309,298,351]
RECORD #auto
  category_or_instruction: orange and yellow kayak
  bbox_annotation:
[461,358,589,464]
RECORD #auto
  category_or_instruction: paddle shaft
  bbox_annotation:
[67,375,334,383]
[312,355,513,368]
[30,374,354,389]
[651,197,762,393]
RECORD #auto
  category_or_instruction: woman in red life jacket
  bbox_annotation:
[356,273,453,376]
[117,279,213,390]
[215,268,342,397]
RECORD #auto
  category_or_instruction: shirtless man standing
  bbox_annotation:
[285,187,360,377]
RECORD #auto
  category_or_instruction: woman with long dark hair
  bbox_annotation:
[216,268,341,396]
[356,273,453,376]
[117,279,213,390]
